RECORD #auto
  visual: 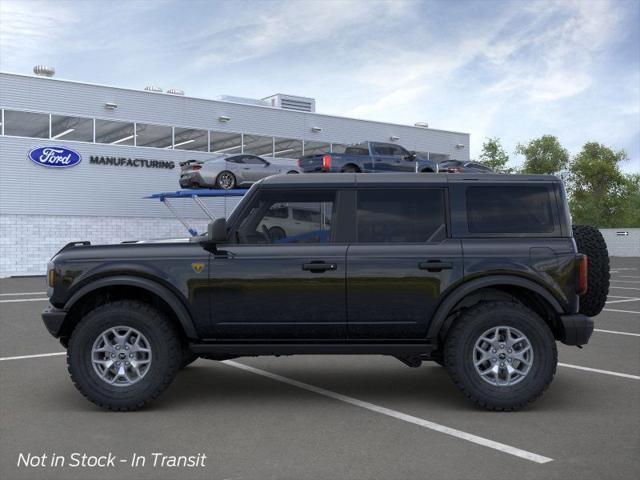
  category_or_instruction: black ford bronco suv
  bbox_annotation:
[42,173,609,411]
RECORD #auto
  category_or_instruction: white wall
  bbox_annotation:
[599,229,640,257]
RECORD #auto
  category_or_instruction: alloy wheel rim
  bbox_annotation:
[219,173,234,189]
[473,326,533,386]
[91,326,152,386]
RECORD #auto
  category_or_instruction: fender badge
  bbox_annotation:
[191,262,205,273]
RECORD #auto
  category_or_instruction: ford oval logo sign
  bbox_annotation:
[28,146,82,168]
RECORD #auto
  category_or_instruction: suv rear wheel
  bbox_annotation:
[443,302,557,411]
[67,300,182,411]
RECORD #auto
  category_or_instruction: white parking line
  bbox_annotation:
[559,363,640,380]
[609,286,640,291]
[616,275,640,279]
[605,298,640,304]
[0,298,48,303]
[610,280,640,284]
[223,360,553,464]
[0,352,65,362]
[0,292,47,296]
[603,308,640,315]
[594,328,640,337]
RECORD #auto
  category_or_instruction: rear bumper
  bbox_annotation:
[42,305,67,338]
[558,314,594,346]
[179,172,207,188]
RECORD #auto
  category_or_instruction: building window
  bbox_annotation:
[173,127,208,151]
[51,115,94,142]
[3,110,49,138]
[274,137,303,158]
[135,123,173,149]
[303,140,331,156]
[244,134,274,157]
[210,131,243,154]
[95,119,135,145]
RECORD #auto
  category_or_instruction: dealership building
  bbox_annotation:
[0,69,470,277]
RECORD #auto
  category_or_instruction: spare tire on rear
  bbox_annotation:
[572,224,609,317]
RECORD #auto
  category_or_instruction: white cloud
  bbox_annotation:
[0,0,78,69]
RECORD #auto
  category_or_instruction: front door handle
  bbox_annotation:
[302,261,337,272]
[418,261,453,272]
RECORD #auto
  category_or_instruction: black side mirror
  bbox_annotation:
[207,218,228,243]
[405,151,416,160]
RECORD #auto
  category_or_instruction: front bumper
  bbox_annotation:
[558,314,594,346]
[42,305,67,338]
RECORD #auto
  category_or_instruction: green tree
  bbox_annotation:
[479,137,512,173]
[567,142,632,227]
[516,135,569,174]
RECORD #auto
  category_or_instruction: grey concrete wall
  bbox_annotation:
[599,228,640,257]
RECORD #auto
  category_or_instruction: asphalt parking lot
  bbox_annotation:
[1,257,639,480]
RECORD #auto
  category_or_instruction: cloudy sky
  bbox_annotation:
[1,0,638,171]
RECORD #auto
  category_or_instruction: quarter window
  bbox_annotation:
[466,186,555,233]
[237,190,335,244]
[356,189,446,243]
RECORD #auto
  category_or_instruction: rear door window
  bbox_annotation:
[466,186,555,233]
[356,189,446,243]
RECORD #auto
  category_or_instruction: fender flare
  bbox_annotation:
[64,275,198,339]
[426,275,564,340]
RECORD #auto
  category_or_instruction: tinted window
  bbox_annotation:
[466,186,555,233]
[4,110,49,138]
[243,155,266,165]
[238,190,335,244]
[95,119,134,145]
[357,189,446,243]
[226,156,244,164]
[136,123,172,148]
[51,115,93,142]
[388,145,408,157]
[345,143,369,155]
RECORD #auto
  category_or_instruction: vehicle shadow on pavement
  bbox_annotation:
[148,361,581,413]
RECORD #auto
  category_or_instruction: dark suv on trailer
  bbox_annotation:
[42,174,608,411]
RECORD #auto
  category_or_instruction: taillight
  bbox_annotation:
[578,255,588,295]
[192,165,202,171]
[446,167,463,173]
[297,159,301,167]
[322,154,331,170]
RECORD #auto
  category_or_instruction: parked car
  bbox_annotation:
[261,204,332,242]
[439,159,493,173]
[179,154,300,189]
[298,141,438,173]
[43,173,609,411]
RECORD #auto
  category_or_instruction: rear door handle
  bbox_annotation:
[418,261,453,272]
[302,262,337,272]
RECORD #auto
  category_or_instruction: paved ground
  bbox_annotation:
[1,258,638,480]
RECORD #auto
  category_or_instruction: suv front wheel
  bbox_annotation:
[67,300,183,411]
[443,302,557,411]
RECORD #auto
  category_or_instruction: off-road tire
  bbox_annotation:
[572,224,609,317]
[443,301,557,411]
[67,300,182,411]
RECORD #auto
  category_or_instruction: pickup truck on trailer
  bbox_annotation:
[298,141,439,173]
[42,173,609,411]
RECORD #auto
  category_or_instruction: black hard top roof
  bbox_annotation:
[259,173,561,188]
